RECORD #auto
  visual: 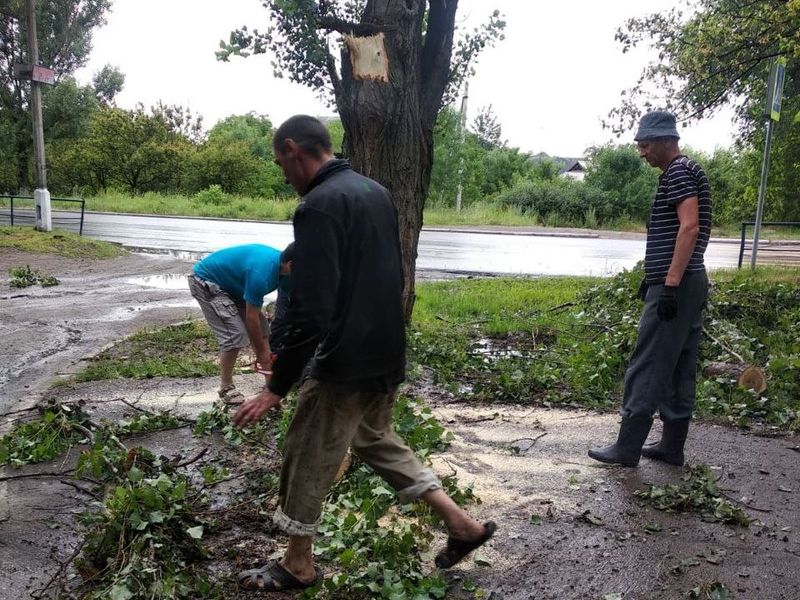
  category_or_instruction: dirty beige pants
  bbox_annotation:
[274,379,441,536]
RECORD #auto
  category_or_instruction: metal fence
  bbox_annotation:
[738,221,800,268]
[0,194,85,235]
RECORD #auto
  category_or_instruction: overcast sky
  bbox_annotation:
[74,0,738,157]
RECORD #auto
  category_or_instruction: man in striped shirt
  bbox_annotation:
[589,111,711,467]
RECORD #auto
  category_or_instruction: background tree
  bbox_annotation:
[583,144,658,223]
[52,107,192,194]
[0,0,111,190]
[92,63,125,106]
[218,1,505,317]
[608,0,800,221]
[472,103,504,149]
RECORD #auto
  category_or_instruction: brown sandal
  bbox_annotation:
[237,560,322,591]
[218,384,245,405]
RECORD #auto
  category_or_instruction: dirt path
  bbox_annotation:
[0,249,199,415]
[1,251,798,599]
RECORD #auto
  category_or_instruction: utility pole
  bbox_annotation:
[25,0,51,231]
[455,81,469,212]
[751,56,786,269]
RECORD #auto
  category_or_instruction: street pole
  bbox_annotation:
[25,0,51,231]
[455,81,469,212]
[750,56,786,269]
[750,118,773,269]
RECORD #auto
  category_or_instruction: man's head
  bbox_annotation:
[634,111,681,170]
[279,242,294,276]
[273,115,334,194]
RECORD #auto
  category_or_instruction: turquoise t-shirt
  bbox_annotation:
[193,244,282,307]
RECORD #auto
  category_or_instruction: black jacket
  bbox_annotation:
[268,160,406,397]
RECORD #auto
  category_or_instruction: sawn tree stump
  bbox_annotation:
[703,361,767,394]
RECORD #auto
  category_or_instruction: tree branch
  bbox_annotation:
[420,0,459,126]
[317,15,395,36]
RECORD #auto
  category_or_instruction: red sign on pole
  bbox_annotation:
[31,65,55,85]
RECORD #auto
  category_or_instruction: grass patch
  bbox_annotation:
[0,226,126,259]
[411,266,800,428]
[71,320,218,383]
[86,190,299,221]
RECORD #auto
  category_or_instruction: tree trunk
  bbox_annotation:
[332,0,457,320]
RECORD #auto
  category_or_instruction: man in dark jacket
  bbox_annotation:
[233,115,495,592]
[589,111,711,468]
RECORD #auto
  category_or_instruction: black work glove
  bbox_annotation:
[637,279,649,301]
[657,285,679,321]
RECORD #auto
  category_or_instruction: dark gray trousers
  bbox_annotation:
[621,270,709,422]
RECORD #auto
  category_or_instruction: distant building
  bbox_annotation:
[529,152,589,181]
[562,159,589,181]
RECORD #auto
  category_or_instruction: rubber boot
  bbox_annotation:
[588,415,653,467]
[641,420,690,466]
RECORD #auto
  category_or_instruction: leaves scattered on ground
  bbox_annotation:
[635,464,751,527]
[411,265,800,430]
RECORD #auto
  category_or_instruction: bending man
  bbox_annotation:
[188,243,293,404]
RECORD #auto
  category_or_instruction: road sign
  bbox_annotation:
[767,57,787,121]
[12,63,55,85]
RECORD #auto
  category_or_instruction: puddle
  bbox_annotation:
[103,301,198,321]
[126,274,190,290]
[471,337,529,360]
[130,247,208,262]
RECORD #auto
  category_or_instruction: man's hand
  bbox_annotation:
[657,285,679,321]
[233,389,282,428]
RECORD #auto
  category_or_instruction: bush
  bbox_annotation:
[194,185,227,206]
[497,177,609,225]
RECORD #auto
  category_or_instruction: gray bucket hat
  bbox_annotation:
[634,110,680,141]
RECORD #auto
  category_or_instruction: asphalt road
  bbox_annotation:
[6,210,800,275]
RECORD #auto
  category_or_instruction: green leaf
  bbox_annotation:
[473,552,491,566]
[109,583,133,600]
[186,525,204,539]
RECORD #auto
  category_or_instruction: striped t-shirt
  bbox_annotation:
[645,156,712,284]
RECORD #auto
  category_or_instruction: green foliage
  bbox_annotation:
[76,449,221,599]
[0,400,92,467]
[472,104,504,150]
[0,0,112,190]
[497,177,610,227]
[635,464,751,526]
[193,400,273,447]
[697,274,800,429]
[53,107,193,195]
[114,411,183,435]
[583,144,658,222]
[411,267,800,427]
[193,184,229,206]
[8,264,59,287]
